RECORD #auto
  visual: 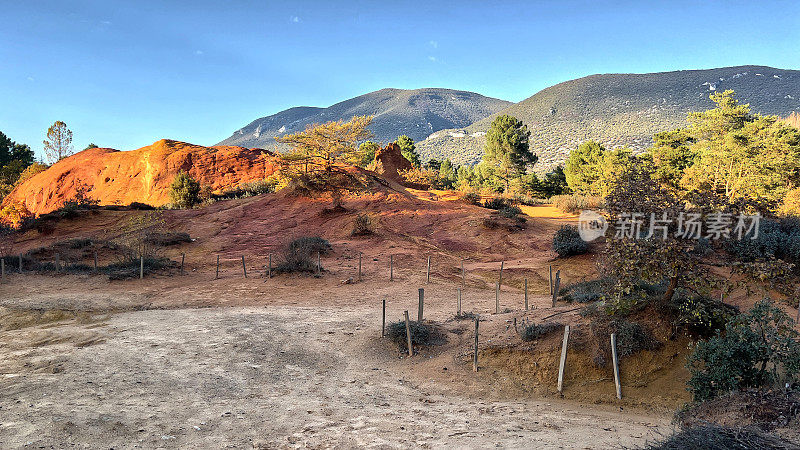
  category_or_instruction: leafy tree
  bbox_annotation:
[439,159,457,188]
[169,171,201,209]
[278,116,373,173]
[649,129,697,189]
[565,141,634,196]
[601,164,720,311]
[564,141,604,194]
[541,166,570,197]
[0,131,34,167]
[277,116,374,208]
[43,121,74,163]
[395,135,420,168]
[687,299,800,401]
[424,158,441,171]
[356,141,379,168]
[482,115,536,191]
[84,143,99,151]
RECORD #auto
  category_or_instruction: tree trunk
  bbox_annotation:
[660,274,679,304]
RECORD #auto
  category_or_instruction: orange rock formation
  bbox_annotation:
[2,139,279,216]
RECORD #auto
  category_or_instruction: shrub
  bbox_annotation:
[275,236,331,274]
[169,171,201,209]
[560,277,613,303]
[498,205,522,219]
[104,256,172,280]
[551,194,604,214]
[385,320,433,351]
[462,192,481,205]
[483,197,507,210]
[351,214,374,236]
[687,299,800,402]
[647,425,796,450]
[588,316,661,365]
[552,225,589,257]
[668,292,735,337]
[213,180,277,201]
[520,322,562,341]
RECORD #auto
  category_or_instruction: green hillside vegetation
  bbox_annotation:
[418,66,800,171]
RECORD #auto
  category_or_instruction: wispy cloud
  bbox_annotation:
[290,15,301,23]
[100,20,111,26]
[27,76,35,82]
[428,56,437,62]
[194,50,204,56]
[429,40,438,49]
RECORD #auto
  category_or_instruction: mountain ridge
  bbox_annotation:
[217,87,513,149]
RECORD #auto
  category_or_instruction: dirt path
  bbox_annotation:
[1,305,671,448]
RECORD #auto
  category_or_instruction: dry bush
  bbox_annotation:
[274,236,331,274]
[351,213,374,236]
[384,320,446,352]
[551,194,604,214]
[647,425,797,450]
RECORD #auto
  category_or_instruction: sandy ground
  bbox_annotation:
[0,272,674,449]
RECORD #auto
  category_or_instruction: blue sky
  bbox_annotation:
[2,0,799,160]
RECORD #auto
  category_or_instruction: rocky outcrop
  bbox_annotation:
[371,143,413,187]
[2,139,280,215]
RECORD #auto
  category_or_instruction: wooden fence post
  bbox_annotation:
[495,282,500,314]
[358,252,362,281]
[389,255,393,281]
[557,324,570,394]
[268,253,272,279]
[524,278,528,310]
[404,311,413,357]
[426,256,431,284]
[611,333,622,400]
[418,288,424,322]
[552,270,561,307]
[241,255,247,278]
[461,260,465,288]
[140,256,144,279]
[499,261,504,289]
[549,265,553,295]
[180,253,185,275]
[457,288,462,316]
[317,252,321,275]
[1,258,5,283]
[215,255,220,279]
[473,316,479,372]
[93,250,98,272]
[382,299,386,337]
[19,253,23,273]
[55,253,60,273]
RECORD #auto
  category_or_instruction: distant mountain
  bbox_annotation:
[416,65,800,171]
[217,88,512,149]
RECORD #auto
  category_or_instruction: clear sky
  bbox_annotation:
[2,0,799,160]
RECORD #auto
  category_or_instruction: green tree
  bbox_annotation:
[424,158,441,170]
[395,135,420,168]
[564,140,604,194]
[564,141,634,196]
[43,121,74,164]
[169,171,201,209]
[0,131,36,198]
[649,129,697,189]
[482,115,536,191]
[541,166,570,197]
[356,141,379,168]
[84,143,99,151]
[678,91,800,204]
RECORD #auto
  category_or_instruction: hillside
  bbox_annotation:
[216,88,512,148]
[2,139,279,216]
[416,65,800,171]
